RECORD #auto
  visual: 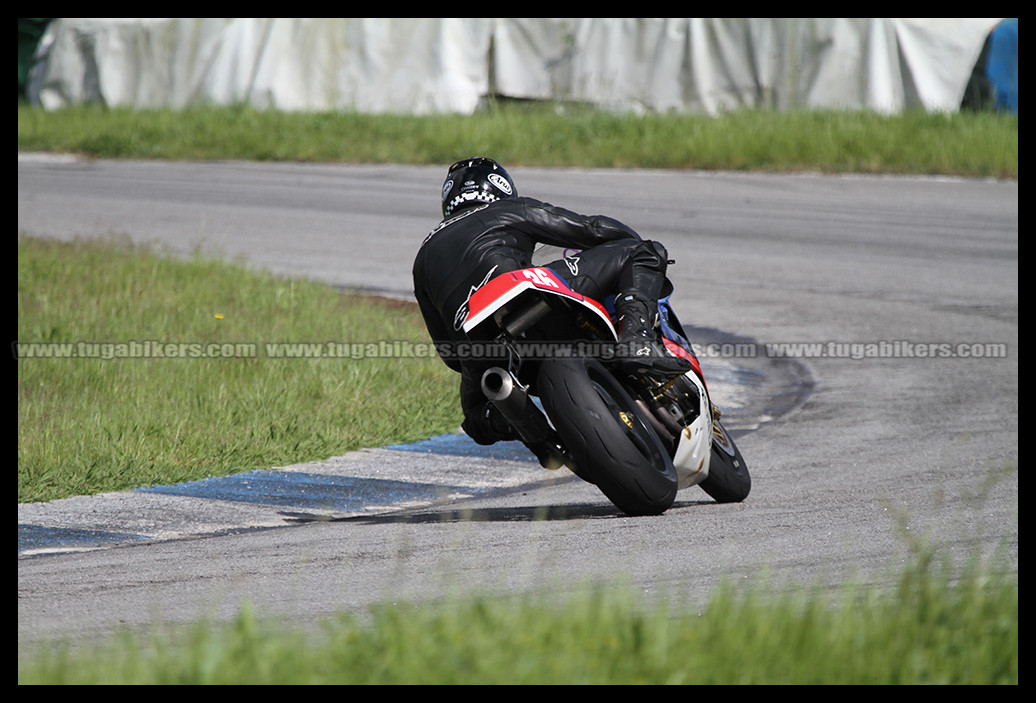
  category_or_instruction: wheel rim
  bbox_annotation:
[589,376,668,474]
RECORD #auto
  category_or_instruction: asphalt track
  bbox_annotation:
[17,155,1017,647]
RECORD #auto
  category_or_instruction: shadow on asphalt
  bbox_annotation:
[278,497,717,525]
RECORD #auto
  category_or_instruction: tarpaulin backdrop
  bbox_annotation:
[26,18,1005,115]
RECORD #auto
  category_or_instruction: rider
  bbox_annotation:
[413,157,691,446]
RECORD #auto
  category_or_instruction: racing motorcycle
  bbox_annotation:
[460,264,750,516]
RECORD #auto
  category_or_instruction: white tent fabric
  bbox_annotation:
[27,18,1003,115]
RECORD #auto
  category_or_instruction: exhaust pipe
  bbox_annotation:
[481,367,570,471]
[481,367,529,418]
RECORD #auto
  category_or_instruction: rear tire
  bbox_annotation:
[536,357,678,516]
[699,418,751,503]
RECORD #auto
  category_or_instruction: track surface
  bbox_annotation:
[18,156,1017,646]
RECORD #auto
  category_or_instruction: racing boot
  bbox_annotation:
[614,294,692,382]
[462,401,517,446]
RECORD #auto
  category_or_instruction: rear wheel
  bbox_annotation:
[699,417,751,503]
[536,357,678,516]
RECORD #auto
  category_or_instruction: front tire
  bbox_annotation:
[699,418,751,503]
[536,357,678,516]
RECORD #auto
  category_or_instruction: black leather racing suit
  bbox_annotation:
[412,195,671,445]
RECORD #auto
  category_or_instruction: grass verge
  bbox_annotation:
[17,235,460,504]
[17,102,1018,179]
[18,543,1018,684]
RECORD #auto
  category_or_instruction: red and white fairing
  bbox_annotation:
[462,266,615,338]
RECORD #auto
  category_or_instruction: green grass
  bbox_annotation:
[17,236,460,504]
[17,101,1018,178]
[18,543,1018,684]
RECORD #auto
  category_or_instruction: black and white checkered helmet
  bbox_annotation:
[441,157,517,218]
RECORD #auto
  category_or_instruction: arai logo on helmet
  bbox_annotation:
[487,173,512,195]
[441,179,453,202]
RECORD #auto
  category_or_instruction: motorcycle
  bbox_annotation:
[460,264,750,516]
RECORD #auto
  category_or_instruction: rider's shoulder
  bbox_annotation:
[422,201,494,244]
